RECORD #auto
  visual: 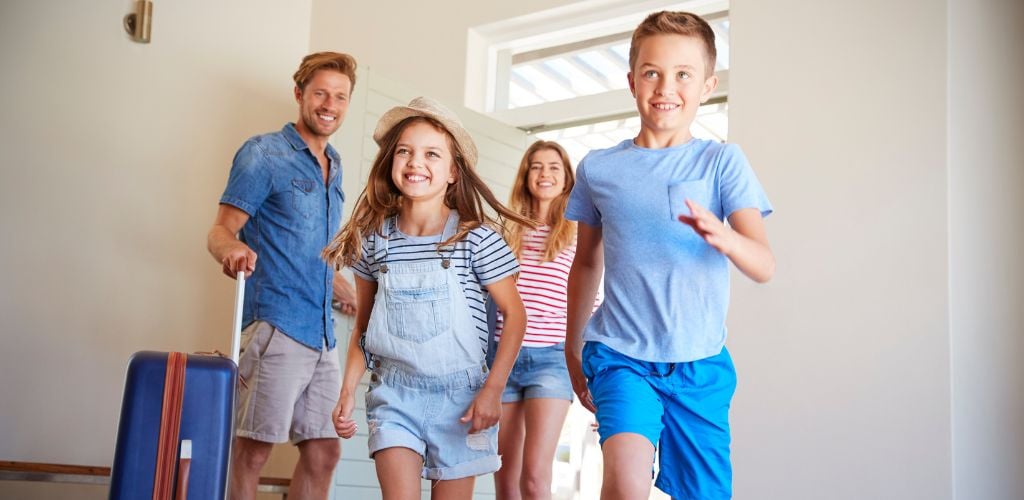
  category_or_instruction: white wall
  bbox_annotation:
[949,0,1024,498]
[308,0,581,107]
[0,0,313,497]
[728,1,953,498]
[2,0,1022,499]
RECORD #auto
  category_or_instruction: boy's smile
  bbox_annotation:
[628,34,717,148]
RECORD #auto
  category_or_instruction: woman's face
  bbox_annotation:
[526,148,566,204]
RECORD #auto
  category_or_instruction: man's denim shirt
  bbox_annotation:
[220,123,343,350]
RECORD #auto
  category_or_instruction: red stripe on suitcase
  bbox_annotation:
[153,352,187,500]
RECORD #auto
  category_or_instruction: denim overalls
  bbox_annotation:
[361,214,500,479]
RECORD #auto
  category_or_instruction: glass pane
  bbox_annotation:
[534,102,729,166]
[505,16,730,110]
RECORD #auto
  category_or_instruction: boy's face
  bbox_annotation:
[628,34,718,144]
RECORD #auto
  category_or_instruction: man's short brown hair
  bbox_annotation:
[293,52,358,91]
[629,11,717,79]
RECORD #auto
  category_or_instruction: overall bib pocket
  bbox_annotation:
[385,284,451,343]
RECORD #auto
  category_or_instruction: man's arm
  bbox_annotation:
[207,204,256,279]
[565,222,604,413]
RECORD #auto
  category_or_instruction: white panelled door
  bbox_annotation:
[328,67,528,500]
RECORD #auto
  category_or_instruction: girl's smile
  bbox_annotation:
[391,121,456,204]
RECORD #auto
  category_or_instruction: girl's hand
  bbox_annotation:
[678,199,738,256]
[333,393,358,439]
[460,386,502,433]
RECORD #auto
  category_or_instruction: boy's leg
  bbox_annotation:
[375,447,425,500]
[582,342,663,500]
[653,347,737,500]
[601,433,656,500]
[495,401,525,499]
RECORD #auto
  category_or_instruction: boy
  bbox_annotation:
[564,11,774,500]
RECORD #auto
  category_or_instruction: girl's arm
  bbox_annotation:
[679,201,775,283]
[461,275,525,433]
[333,276,377,438]
[565,223,604,413]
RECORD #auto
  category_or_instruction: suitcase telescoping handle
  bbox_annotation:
[231,271,245,364]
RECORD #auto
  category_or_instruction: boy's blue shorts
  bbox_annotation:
[582,341,736,500]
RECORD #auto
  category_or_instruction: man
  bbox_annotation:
[207,51,357,499]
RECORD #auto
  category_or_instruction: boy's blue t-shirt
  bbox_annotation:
[565,138,772,362]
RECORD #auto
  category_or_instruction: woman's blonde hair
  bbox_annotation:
[504,140,577,262]
[323,116,534,268]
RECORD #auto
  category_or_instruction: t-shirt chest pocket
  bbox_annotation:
[668,178,714,221]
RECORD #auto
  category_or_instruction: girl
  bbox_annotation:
[494,141,580,500]
[323,97,531,500]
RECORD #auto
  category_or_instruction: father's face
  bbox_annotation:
[295,69,352,139]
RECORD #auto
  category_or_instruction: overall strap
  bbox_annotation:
[377,217,394,274]
[437,211,459,266]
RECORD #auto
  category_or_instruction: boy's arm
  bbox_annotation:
[462,276,525,433]
[333,276,377,438]
[679,200,775,283]
[207,204,256,279]
[565,222,604,413]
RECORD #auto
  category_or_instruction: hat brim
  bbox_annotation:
[372,100,479,169]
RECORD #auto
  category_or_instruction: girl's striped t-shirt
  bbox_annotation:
[497,225,576,347]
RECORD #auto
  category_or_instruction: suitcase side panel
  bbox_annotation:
[179,354,237,499]
[109,352,237,500]
[109,351,167,499]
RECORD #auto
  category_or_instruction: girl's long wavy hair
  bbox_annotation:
[503,140,577,262]
[322,116,535,268]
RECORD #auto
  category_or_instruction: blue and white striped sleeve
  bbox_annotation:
[351,235,376,282]
[471,227,519,285]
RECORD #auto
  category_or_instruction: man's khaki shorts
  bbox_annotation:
[235,321,341,443]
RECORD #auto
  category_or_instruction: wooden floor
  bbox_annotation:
[0,460,290,497]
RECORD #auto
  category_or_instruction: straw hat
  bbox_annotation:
[372,96,479,169]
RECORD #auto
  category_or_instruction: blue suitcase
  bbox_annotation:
[109,275,245,499]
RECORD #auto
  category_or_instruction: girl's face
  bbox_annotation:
[391,121,456,205]
[526,148,566,204]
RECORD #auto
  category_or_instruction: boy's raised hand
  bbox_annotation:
[460,386,501,434]
[678,199,738,255]
[333,394,358,439]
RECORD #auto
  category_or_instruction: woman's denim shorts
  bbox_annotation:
[501,342,574,403]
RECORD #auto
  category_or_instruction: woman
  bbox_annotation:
[495,140,579,500]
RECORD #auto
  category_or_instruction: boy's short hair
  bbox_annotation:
[293,51,358,91]
[629,11,717,79]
